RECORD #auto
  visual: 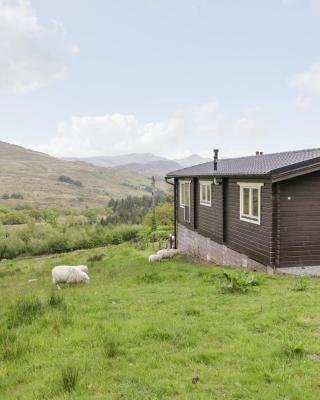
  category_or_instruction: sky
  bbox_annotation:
[1,0,320,159]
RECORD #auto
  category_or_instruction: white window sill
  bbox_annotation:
[200,201,211,207]
[240,215,261,225]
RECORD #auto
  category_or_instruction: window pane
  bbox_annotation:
[243,188,250,215]
[181,183,185,205]
[201,185,206,202]
[252,188,259,217]
[185,183,190,206]
[207,185,211,202]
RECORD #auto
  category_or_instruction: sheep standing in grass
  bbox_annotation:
[148,254,163,263]
[76,265,89,273]
[156,249,181,259]
[52,265,90,289]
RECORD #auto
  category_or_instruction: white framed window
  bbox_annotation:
[237,182,264,225]
[199,180,212,206]
[179,180,191,222]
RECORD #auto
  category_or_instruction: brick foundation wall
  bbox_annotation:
[177,224,273,273]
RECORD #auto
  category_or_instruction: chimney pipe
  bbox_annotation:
[256,151,259,156]
[260,151,263,155]
[213,149,219,171]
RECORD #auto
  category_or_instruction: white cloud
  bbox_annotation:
[289,62,320,94]
[293,96,310,109]
[311,0,320,14]
[34,113,185,158]
[0,0,78,94]
[31,102,264,158]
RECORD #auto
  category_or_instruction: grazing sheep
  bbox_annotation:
[156,249,182,259]
[77,265,89,273]
[156,249,169,256]
[54,264,88,273]
[52,265,90,289]
[148,254,163,263]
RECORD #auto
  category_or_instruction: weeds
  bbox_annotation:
[184,308,201,317]
[283,341,305,358]
[61,366,79,392]
[218,270,259,293]
[291,277,308,292]
[142,327,172,342]
[8,295,43,328]
[102,338,123,358]
[48,292,65,308]
[0,330,26,361]
[87,253,104,262]
[139,271,163,284]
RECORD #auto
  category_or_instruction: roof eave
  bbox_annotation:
[271,158,320,182]
[165,172,271,179]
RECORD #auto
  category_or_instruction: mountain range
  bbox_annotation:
[0,141,210,208]
[64,153,211,176]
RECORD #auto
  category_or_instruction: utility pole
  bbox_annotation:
[151,175,157,232]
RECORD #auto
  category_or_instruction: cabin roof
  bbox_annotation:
[166,148,320,179]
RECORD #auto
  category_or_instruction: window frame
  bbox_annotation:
[199,180,212,207]
[237,182,264,225]
[179,180,191,223]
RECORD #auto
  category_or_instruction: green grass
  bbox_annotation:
[1,245,320,399]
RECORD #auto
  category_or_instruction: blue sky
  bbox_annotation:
[1,0,320,158]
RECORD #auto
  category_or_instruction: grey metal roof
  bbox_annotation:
[166,148,320,177]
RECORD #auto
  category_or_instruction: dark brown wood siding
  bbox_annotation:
[278,171,320,267]
[176,178,195,230]
[225,178,273,265]
[195,180,224,243]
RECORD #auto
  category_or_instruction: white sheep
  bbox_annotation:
[77,265,89,273]
[148,254,163,263]
[157,249,169,256]
[52,265,90,289]
[156,249,182,259]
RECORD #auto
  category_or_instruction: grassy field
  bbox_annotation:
[0,245,320,399]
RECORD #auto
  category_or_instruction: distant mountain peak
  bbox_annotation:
[174,154,211,167]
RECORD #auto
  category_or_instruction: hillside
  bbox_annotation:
[0,142,167,208]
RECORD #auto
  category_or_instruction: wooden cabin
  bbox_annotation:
[166,148,320,271]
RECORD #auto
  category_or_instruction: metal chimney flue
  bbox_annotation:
[213,149,219,171]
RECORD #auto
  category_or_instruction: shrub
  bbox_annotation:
[61,366,79,392]
[1,193,9,200]
[10,193,24,199]
[0,222,142,260]
[8,295,43,328]
[218,270,259,293]
[58,175,82,187]
[81,209,98,224]
[15,203,32,211]
[0,210,28,225]
[0,236,26,259]
[143,203,174,228]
